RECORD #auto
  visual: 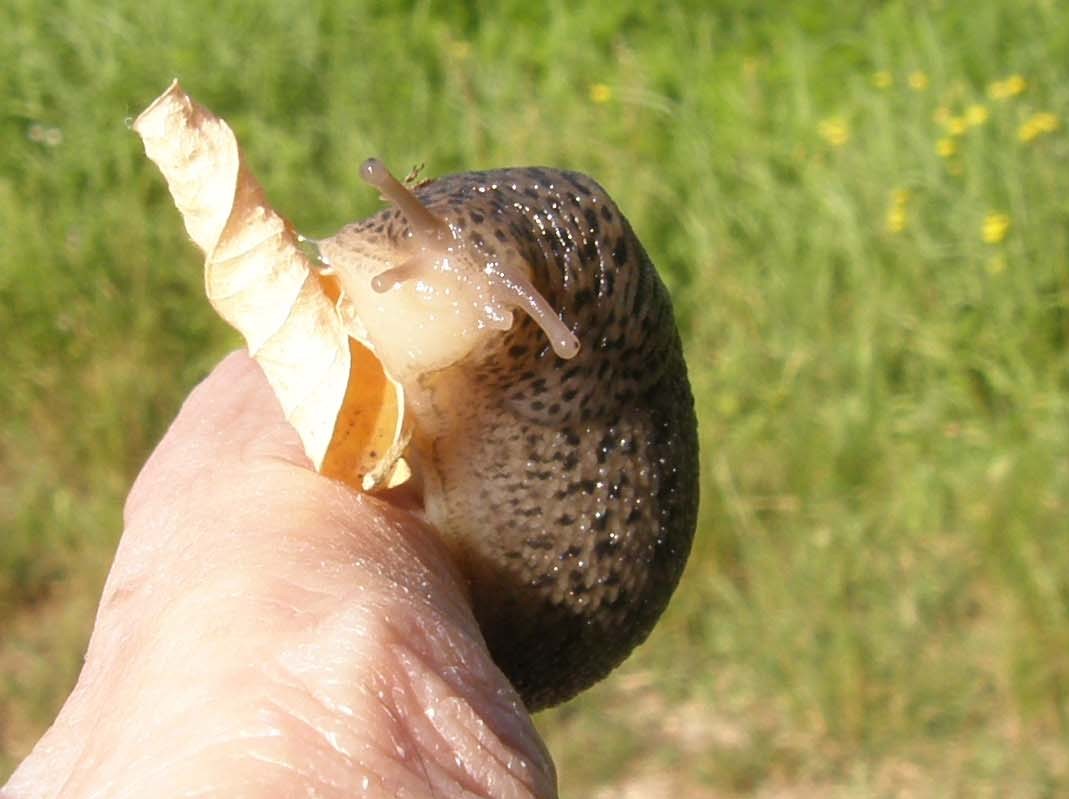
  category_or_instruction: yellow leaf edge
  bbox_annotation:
[133,79,409,491]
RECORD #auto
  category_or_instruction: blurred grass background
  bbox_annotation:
[3,0,1069,795]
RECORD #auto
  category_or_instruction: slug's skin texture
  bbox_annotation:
[319,165,698,710]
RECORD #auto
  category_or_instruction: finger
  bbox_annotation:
[5,353,557,799]
[124,350,308,529]
[3,350,307,797]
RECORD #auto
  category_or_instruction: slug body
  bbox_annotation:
[318,162,698,710]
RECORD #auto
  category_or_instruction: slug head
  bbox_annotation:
[318,159,579,381]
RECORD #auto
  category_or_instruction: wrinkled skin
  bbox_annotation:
[2,352,556,799]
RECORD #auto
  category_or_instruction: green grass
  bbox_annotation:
[4,0,1069,794]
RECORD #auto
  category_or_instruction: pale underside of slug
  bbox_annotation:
[317,162,698,710]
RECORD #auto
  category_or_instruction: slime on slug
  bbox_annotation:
[317,159,698,710]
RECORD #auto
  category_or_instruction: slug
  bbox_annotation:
[316,159,698,710]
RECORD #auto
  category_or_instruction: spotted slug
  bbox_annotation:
[316,159,698,710]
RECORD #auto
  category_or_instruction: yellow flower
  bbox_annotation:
[872,70,893,89]
[937,137,957,157]
[1034,112,1060,132]
[982,212,1011,244]
[1005,74,1027,96]
[886,207,907,234]
[818,117,850,147]
[908,71,929,91]
[988,74,1027,100]
[965,104,989,126]
[1018,112,1059,142]
[946,116,968,136]
[589,83,613,104]
[885,189,910,233]
[1018,120,1040,142]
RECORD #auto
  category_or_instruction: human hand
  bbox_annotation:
[3,352,556,799]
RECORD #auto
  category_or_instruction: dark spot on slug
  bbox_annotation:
[595,538,620,558]
[573,287,594,310]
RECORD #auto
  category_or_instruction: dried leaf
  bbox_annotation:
[134,80,408,490]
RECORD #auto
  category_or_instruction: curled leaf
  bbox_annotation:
[134,80,408,490]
